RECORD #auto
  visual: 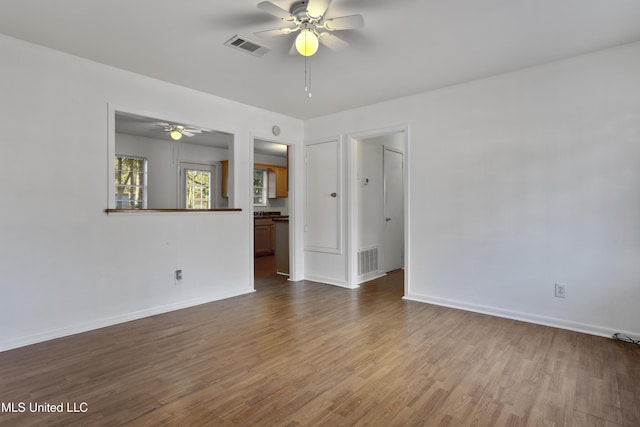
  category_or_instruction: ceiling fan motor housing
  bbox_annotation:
[291,1,313,21]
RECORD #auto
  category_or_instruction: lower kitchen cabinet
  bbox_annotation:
[254,218,275,256]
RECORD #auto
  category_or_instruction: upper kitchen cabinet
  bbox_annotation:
[252,140,289,200]
[221,160,229,198]
[221,161,287,199]
[266,165,288,199]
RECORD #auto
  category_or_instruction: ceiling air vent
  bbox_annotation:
[224,35,271,57]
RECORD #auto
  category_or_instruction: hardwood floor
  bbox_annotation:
[254,254,288,286]
[1,266,638,426]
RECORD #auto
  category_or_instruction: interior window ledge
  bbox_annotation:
[105,208,242,214]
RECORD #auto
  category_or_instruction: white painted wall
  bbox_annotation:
[0,34,303,351]
[254,153,286,167]
[305,42,640,338]
[2,31,638,350]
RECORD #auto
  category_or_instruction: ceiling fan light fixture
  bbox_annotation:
[170,129,183,140]
[295,29,319,56]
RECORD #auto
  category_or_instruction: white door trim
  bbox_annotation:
[347,124,410,293]
[250,134,301,286]
[177,161,219,209]
[383,145,404,273]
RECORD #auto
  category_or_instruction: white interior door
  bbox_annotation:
[383,147,404,272]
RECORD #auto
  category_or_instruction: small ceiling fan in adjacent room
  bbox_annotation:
[158,123,203,141]
[253,0,364,57]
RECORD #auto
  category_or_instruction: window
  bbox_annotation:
[185,169,211,209]
[114,156,147,208]
[253,168,267,206]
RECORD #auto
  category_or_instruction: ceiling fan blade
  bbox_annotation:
[254,27,297,38]
[318,32,348,52]
[289,40,298,55]
[184,129,202,134]
[182,131,195,137]
[307,0,332,19]
[323,14,364,31]
[257,1,294,21]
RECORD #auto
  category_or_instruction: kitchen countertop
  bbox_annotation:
[254,214,289,221]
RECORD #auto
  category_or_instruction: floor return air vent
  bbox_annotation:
[358,247,379,276]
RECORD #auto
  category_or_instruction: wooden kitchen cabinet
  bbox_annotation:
[255,163,288,199]
[266,166,287,199]
[254,218,275,256]
[223,161,287,200]
[221,160,229,198]
[274,166,288,198]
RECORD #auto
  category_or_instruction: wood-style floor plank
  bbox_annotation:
[1,258,639,426]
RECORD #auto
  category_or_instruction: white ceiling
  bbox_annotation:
[1,0,640,119]
[115,111,230,147]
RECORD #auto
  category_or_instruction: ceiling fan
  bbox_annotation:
[158,123,203,141]
[253,0,364,57]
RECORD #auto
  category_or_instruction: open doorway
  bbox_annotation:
[253,139,290,285]
[353,130,406,286]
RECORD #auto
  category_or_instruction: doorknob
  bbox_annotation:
[330,192,337,198]
[386,217,391,222]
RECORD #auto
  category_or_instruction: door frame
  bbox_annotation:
[382,145,404,273]
[177,161,219,209]
[250,134,300,287]
[347,125,410,295]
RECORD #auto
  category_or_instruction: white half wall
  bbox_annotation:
[304,41,640,338]
[0,34,303,351]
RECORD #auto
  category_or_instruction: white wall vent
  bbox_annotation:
[358,246,379,276]
[224,35,271,57]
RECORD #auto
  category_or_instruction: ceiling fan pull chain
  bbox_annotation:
[304,54,308,93]
[304,54,312,98]
[308,59,312,98]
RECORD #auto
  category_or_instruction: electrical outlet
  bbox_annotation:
[175,269,183,281]
[555,283,566,298]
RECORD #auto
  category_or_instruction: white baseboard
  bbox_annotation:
[403,293,639,340]
[304,274,356,289]
[0,288,255,353]
[357,271,386,285]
